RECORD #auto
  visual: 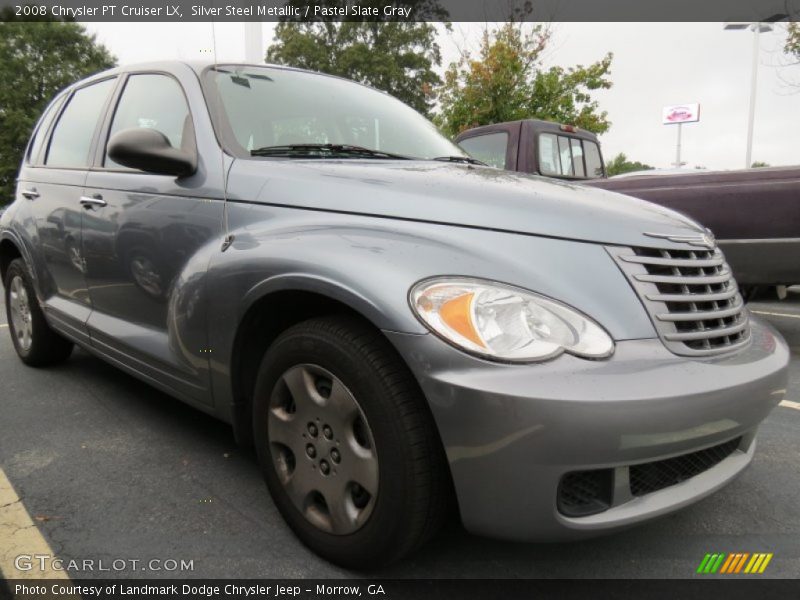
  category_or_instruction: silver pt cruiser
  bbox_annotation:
[0,61,789,568]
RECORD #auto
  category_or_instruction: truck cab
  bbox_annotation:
[455,119,606,180]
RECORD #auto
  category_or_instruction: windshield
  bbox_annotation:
[204,65,466,160]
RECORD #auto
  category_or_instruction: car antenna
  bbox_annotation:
[211,18,235,252]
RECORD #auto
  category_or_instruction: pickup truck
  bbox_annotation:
[455,120,800,296]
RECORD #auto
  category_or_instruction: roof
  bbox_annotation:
[455,119,600,142]
[61,59,387,98]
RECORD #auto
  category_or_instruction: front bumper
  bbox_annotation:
[385,316,789,541]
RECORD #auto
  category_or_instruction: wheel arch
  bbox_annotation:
[226,279,439,458]
[229,283,387,447]
[0,236,24,288]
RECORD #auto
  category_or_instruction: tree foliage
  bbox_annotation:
[0,19,115,204]
[266,1,447,116]
[605,153,654,177]
[437,23,613,137]
[786,22,799,61]
[751,161,770,168]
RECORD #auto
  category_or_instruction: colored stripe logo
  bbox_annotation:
[696,552,773,574]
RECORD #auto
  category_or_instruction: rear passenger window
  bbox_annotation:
[539,133,603,179]
[457,132,508,169]
[570,138,585,177]
[105,74,191,168]
[538,133,560,175]
[584,141,604,178]
[46,78,116,168]
[27,95,66,165]
[557,136,574,176]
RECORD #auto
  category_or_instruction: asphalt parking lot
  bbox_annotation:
[0,289,799,580]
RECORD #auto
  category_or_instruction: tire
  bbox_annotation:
[4,258,73,366]
[740,285,773,303]
[252,316,449,569]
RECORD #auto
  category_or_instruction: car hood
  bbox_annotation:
[226,160,705,248]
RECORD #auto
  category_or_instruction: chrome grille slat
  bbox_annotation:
[619,254,725,268]
[606,244,750,357]
[663,320,748,341]
[646,287,738,303]
[634,269,732,285]
[656,300,744,322]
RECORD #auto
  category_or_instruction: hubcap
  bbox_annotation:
[8,275,33,352]
[268,364,379,535]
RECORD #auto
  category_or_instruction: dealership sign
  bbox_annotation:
[662,103,700,124]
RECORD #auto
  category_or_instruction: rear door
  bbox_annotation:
[82,70,224,405]
[19,77,118,344]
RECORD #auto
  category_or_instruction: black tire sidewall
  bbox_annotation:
[5,259,37,360]
[252,320,427,568]
[4,258,72,365]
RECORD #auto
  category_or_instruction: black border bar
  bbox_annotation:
[0,0,797,23]
[2,579,800,600]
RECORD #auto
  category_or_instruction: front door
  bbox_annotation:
[81,71,223,405]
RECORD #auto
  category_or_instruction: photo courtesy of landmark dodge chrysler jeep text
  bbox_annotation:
[0,61,789,568]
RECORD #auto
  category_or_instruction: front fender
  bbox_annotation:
[204,201,657,418]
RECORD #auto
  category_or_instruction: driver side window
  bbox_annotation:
[105,74,192,169]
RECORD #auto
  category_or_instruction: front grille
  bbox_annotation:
[557,469,613,517]
[629,437,742,496]
[608,245,750,356]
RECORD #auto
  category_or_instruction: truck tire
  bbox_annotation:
[252,315,449,568]
[4,258,73,366]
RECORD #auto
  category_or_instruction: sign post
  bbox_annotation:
[662,103,700,168]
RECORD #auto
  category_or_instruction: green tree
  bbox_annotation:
[0,19,115,205]
[786,22,799,61]
[266,1,447,116]
[605,153,654,177]
[751,161,770,168]
[437,23,613,137]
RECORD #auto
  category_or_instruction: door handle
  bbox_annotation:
[79,195,107,210]
[21,188,39,200]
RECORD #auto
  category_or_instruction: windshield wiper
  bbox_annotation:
[250,144,411,160]
[432,155,486,166]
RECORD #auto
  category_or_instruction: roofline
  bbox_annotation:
[59,59,396,100]
[456,119,600,142]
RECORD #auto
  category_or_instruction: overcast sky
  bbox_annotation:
[84,21,799,170]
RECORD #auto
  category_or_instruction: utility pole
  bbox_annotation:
[744,25,760,169]
[724,21,777,168]
[244,22,263,63]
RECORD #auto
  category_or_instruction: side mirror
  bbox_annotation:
[107,128,196,177]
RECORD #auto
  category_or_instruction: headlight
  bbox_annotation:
[410,278,614,362]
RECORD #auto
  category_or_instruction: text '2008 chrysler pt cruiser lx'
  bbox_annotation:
[0,61,789,568]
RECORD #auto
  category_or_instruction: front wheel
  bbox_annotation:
[4,258,73,366]
[252,316,449,568]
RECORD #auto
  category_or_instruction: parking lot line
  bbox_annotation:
[751,310,800,320]
[0,468,69,580]
[780,400,800,411]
